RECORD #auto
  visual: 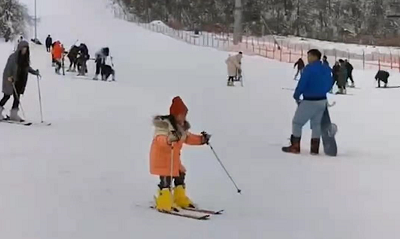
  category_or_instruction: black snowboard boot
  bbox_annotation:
[310,138,320,155]
[282,135,301,154]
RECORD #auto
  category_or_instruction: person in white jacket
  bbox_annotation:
[225,52,243,86]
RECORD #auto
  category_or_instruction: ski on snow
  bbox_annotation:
[181,207,224,215]
[150,206,211,220]
[1,117,51,126]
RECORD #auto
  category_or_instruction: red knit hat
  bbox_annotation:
[170,96,188,117]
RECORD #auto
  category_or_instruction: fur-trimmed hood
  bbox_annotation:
[152,115,190,140]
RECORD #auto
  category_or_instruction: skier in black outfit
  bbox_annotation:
[375,70,390,88]
[67,45,79,72]
[77,43,89,76]
[345,59,354,87]
[322,55,329,67]
[332,61,340,84]
[93,47,110,80]
[294,58,305,80]
[45,35,52,52]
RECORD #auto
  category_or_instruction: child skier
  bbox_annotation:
[150,96,211,212]
[52,41,64,74]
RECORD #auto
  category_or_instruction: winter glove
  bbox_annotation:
[7,77,14,83]
[35,69,40,76]
[201,131,211,145]
[295,99,302,106]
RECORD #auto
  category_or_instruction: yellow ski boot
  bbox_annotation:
[173,185,195,209]
[155,188,173,212]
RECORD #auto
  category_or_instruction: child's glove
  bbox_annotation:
[201,131,211,144]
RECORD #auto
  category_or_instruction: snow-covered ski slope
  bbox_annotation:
[0,0,399,238]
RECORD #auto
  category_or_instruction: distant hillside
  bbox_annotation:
[116,0,400,46]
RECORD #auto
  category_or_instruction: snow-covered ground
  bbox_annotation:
[0,0,399,238]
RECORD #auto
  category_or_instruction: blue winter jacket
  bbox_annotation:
[293,61,333,101]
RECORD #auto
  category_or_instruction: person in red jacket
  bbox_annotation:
[52,41,64,74]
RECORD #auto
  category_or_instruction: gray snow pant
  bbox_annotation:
[292,100,327,138]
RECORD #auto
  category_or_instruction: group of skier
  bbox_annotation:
[294,56,355,94]
[45,35,115,81]
[0,34,393,216]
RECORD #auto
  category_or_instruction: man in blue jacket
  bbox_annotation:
[283,49,333,155]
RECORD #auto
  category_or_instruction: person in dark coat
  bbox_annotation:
[67,45,80,72]
[77,43,89,76]
[294,58,305,80]
[93,47,110,80]
[332,61,340,85]
[1,41,40,121]
[375,70,390,88]
[345,59,354,87]
[322,55,330,67]
[45,35,52,52]
[337,59,348,94]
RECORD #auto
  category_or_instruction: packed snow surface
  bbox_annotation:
[0,0,399,238]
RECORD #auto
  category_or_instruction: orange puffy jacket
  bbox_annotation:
[150,116,204,177]
[52,42,64,60]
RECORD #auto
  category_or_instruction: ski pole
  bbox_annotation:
[207,142,242,194]
[36,75,44,123]
[170,142,175,191]
[12,82,26,119]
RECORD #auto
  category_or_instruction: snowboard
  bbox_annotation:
[321,107,338,157]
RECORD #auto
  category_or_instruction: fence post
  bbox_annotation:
[280,47,283,61]
[289,50,292,63]
[363,50,365,70]
[378,58,381,70]
[391,52,393,69]
[334,49,337,62]
[273,44,276,59]
[398,54,400,72]
[301,46,304,59]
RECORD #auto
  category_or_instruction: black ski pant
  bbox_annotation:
[68,56,77,70]
[158,171,186,190]
[347,71,354,84]
[78,58,88,75]
[377,77,388,88]
[55,60,62,72]
[228,76,235,83]
[95,59,103,75]
[0,92,20,109]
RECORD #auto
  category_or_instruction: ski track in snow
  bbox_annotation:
[0,0,399,238]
